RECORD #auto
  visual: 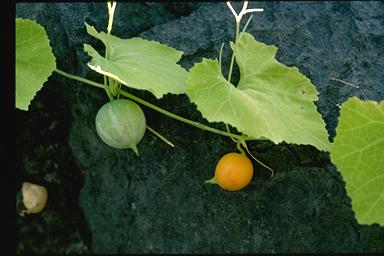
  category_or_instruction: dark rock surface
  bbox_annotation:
[16,2,384,254]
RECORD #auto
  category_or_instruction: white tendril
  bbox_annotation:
[226,1,263,24]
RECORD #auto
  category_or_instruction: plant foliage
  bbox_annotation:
[331,97,384,226]
[83,23,188,99]
[16,18,56,110]
[187,32,330,151]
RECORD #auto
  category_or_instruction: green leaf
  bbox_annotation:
[83,23,188,99]
[330,97,384,226]
[186,32,330,151]
[16,18,56,110]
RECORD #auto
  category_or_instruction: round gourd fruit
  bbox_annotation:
[95,99,146,154]
[213,152,254,191]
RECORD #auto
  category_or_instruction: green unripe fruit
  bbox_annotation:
[95,99,146,155]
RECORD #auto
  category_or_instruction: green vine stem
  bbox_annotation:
[118,89,245,141]
[53,68,244,141]
[54,69,106,89]
[104,1,118,99]
[95,1,118,100]
[227,21,240,84]
[226,1,263,83]
[236,140,246,155]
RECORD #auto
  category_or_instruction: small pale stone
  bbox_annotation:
[21,182,48,215]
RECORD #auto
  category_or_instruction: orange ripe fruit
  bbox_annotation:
[214,152,254,191]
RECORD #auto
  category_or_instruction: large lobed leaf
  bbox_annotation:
[16,18,56,110]
[331,97,384,226]
[83,23,188,99]
[186,32,330,151]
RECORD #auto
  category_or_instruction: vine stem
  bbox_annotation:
[53,68,244,141]
[54,69,106,89]
[118,90,245,141]
[226,1,263,83]
[227,21,240,83]
[105,1,118,99]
